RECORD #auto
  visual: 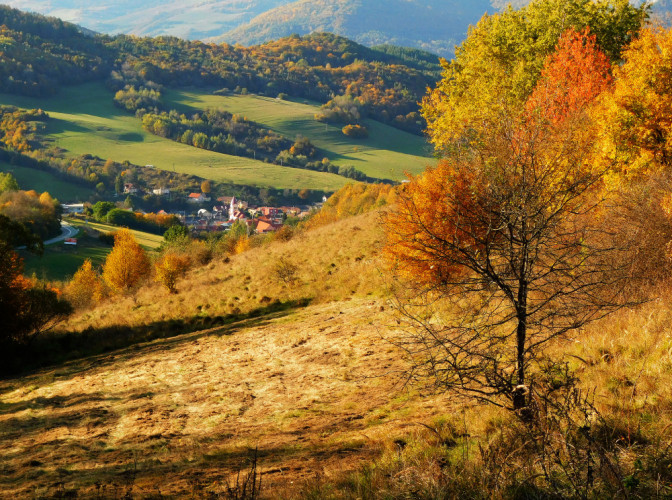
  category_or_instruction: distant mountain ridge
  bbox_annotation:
[3,0,670,59]
[0,0,294,40]
[3,0,504,57]
[219,0,495,57]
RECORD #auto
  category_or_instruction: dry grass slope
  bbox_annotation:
[2,210,672,497]
[65,210,387,334]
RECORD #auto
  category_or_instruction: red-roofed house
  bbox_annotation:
[256,220,282,233]
[187,192,210,203]
[260,207,282,218]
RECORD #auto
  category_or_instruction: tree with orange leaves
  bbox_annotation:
[102,229,151,293]
[0,215,71,343]
[384,28,631,417]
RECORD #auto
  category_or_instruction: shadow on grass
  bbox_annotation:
[0,298,312,379]
[116,132,145,142]
[0,431,374,498]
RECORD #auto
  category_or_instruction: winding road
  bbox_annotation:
[43,222,78,245]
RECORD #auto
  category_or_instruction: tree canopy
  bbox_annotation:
[385,24,633,415]
[422,0,647,156]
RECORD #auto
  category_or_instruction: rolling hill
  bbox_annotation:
[0,0,293,40]
[3,0,666,60]
[220,0,494,57]
[1,0,515,58]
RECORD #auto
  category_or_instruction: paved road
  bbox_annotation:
[43,222,78,245]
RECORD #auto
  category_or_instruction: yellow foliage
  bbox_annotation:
[598,26,672,186]
[305,183,397,230]
[102,229,150,293]
[234,236,251,254]
[155,252,190,294]
[65,259,105,308]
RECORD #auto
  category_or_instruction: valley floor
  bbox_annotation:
[0,299,447,497]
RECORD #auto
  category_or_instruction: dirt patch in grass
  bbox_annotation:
[0,299,449,497]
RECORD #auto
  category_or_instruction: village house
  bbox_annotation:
[256,219,283,233]
[259,206,282,218]
[280,206,301,217]
[123,183,139,194]
[152,187,170,196]
[187,192,211,203]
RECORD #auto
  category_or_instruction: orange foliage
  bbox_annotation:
[382,162,487,286]
[102,229,150,293]
[526,28,613,127]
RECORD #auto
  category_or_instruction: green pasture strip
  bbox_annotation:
[0,84,349,191]
[164,89,435,180]
[0,161,94,202]
[21,218,162,282]
[68,218,163,250]
[21,231,110,282]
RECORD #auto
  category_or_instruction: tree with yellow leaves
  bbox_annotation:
[65,259,106,308]
[155,252,190,294]
[598,26,672,183]
[384,28,632,417]
[102,229,150,293]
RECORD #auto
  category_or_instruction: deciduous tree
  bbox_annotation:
[598,26,672,183]
[102,228,150,293]
[384,28,630,416]
[0,215,70,343]
[155,252,190,293]
[65,259,106,308]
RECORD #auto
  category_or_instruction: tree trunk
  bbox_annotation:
[514,277,529,415]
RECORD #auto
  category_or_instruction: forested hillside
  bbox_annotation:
[0,6,437,133]
[220,0,494,57]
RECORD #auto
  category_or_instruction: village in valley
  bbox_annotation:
[182,193,318,234]
[63,178,324,238]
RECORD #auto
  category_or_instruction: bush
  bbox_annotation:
[342,124,369,138]
[155,252,191,293]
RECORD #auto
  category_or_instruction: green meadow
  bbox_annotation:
[0,84,349,191]
[165,89,435,180]
[68,219,163,250]
[21,218,163,282]
[21,229,108,282]
[0,161,94,202]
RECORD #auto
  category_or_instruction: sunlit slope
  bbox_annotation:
[0,84,349,191]
[165,89,434,181]
[0,161,93,202]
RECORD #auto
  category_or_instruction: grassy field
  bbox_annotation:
[165,89,435,180]
[3,208,672,497]
[68,218,164,250]
[21,229,110,282]
[0,161,94,202]
[21,218,163,282]
[0,84,349,191]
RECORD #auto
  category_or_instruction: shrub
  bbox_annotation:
[155,252,191,293]
[342,124,369,138]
